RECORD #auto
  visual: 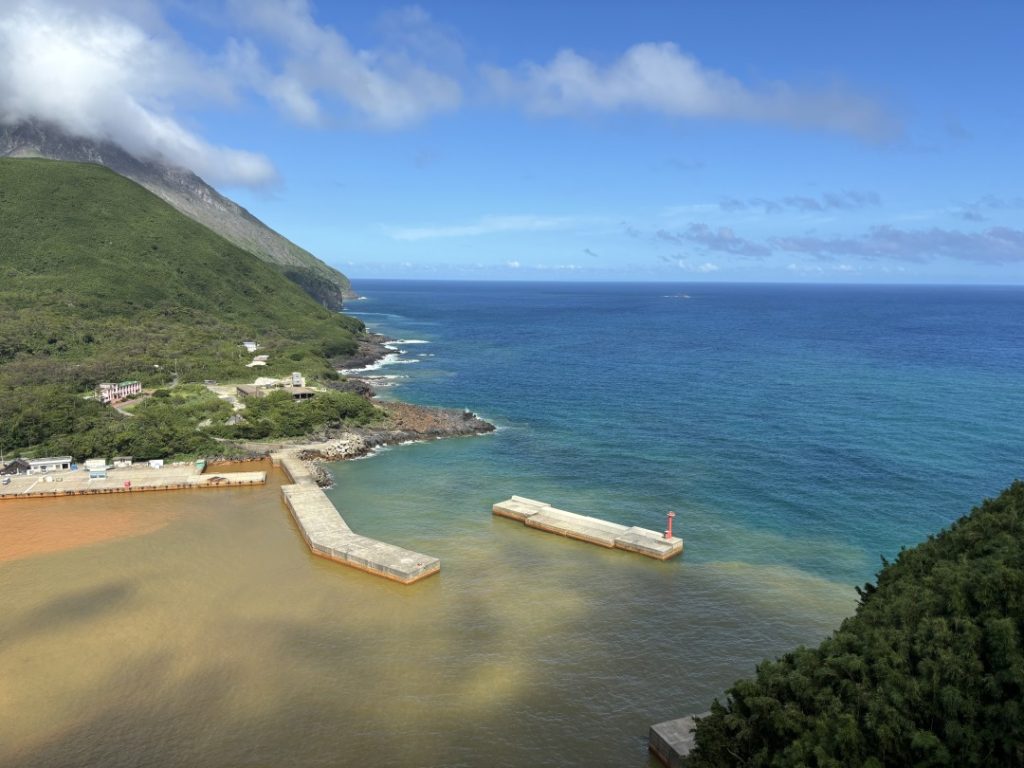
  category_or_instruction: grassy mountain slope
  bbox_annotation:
[690,481,1024,767]
[0,157,363,456]
[0,121,354,308]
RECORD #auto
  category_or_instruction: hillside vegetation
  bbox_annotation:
[1,121,354,307]
[0,158,365,457]
[690,481,1024,767]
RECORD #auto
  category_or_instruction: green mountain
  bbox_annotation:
[0,157,364,456]
[690,480,1024,767]
[0,121,354,309]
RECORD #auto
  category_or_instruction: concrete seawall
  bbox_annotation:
[272,452,440,585]
[0,467,265,500]
[493,496,683,560]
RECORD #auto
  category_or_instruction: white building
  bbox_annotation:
[242,341,259,353]
[96,381,142,404]
[28,457,73,473]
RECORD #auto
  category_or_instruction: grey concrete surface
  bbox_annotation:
[493,496,683,560]
[273,452,440,584]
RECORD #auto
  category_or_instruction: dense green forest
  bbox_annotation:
[26,385,381,460]
[690,481,1024,767]
[0,158,368,458]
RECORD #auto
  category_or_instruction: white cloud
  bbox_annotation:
[0,0,276,186]
[227,0,461,128]
[506,260,521,268]
[484,42,897,140]
[389,214,579,241]
[663,258,720,273]
[0,0,463,185]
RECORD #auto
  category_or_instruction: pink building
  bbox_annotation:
[96,381,142,404]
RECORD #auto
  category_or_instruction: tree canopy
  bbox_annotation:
[690,481,1024,767]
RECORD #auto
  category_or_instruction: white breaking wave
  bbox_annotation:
[350,445,390,461]
[340,353,421,375]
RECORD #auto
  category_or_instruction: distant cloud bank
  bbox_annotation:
[651,221,1024,265]
[389,214,580,241]
[721,190,881,214]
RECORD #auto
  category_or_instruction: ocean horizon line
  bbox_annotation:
[345,277,1024,289]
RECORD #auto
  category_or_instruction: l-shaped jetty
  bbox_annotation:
[272,451,440,584]
[493,496,683,560]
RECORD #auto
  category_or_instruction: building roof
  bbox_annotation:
[29,456,73,464]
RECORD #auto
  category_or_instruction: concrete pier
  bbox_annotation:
[492,496,683,560]
[272,451,440,584]
[649,714,706,767]
[0,465,265,500]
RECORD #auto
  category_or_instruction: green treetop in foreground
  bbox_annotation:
[690,480,1024,767]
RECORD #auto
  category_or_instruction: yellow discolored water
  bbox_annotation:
[0,461,854,767]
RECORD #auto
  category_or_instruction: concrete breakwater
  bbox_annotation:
[649,714,706,767]
[272,451,440,584]
[493,496,683,560]
[0,465,266,500]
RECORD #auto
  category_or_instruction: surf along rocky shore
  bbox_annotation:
[241,333,495,487]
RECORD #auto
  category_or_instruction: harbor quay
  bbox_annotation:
[0,463,266,500]
[271,451,440,585]
[493,496,684,560]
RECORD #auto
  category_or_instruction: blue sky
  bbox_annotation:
[2,1,1022,283]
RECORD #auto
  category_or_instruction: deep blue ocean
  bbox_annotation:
[325,280,1022,763]
[340,280,1022,583]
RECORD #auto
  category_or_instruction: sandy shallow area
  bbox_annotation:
[0,461,273,563]
[0,499,179,563]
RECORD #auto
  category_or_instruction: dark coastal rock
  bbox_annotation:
[325,378,375,398]
[375,400,496,438]
[331,336,391,370]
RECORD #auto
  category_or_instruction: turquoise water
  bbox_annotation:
[336,281,1023,585]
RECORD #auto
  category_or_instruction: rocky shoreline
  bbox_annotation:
[238,334,495,487]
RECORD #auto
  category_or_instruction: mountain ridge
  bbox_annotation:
[0,120,354,308]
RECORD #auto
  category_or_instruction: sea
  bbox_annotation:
[1,280,1021,767]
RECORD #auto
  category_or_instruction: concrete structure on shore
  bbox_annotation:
[96,380,142,404]
[272,451,440,584]
[28,456,74,473]
[0,463,265,499]
[493,496,683,560]
[649,714,706,767]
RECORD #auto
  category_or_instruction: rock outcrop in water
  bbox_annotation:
[244,397,495,488]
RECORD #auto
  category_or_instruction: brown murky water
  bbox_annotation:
[0,461,853,767]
